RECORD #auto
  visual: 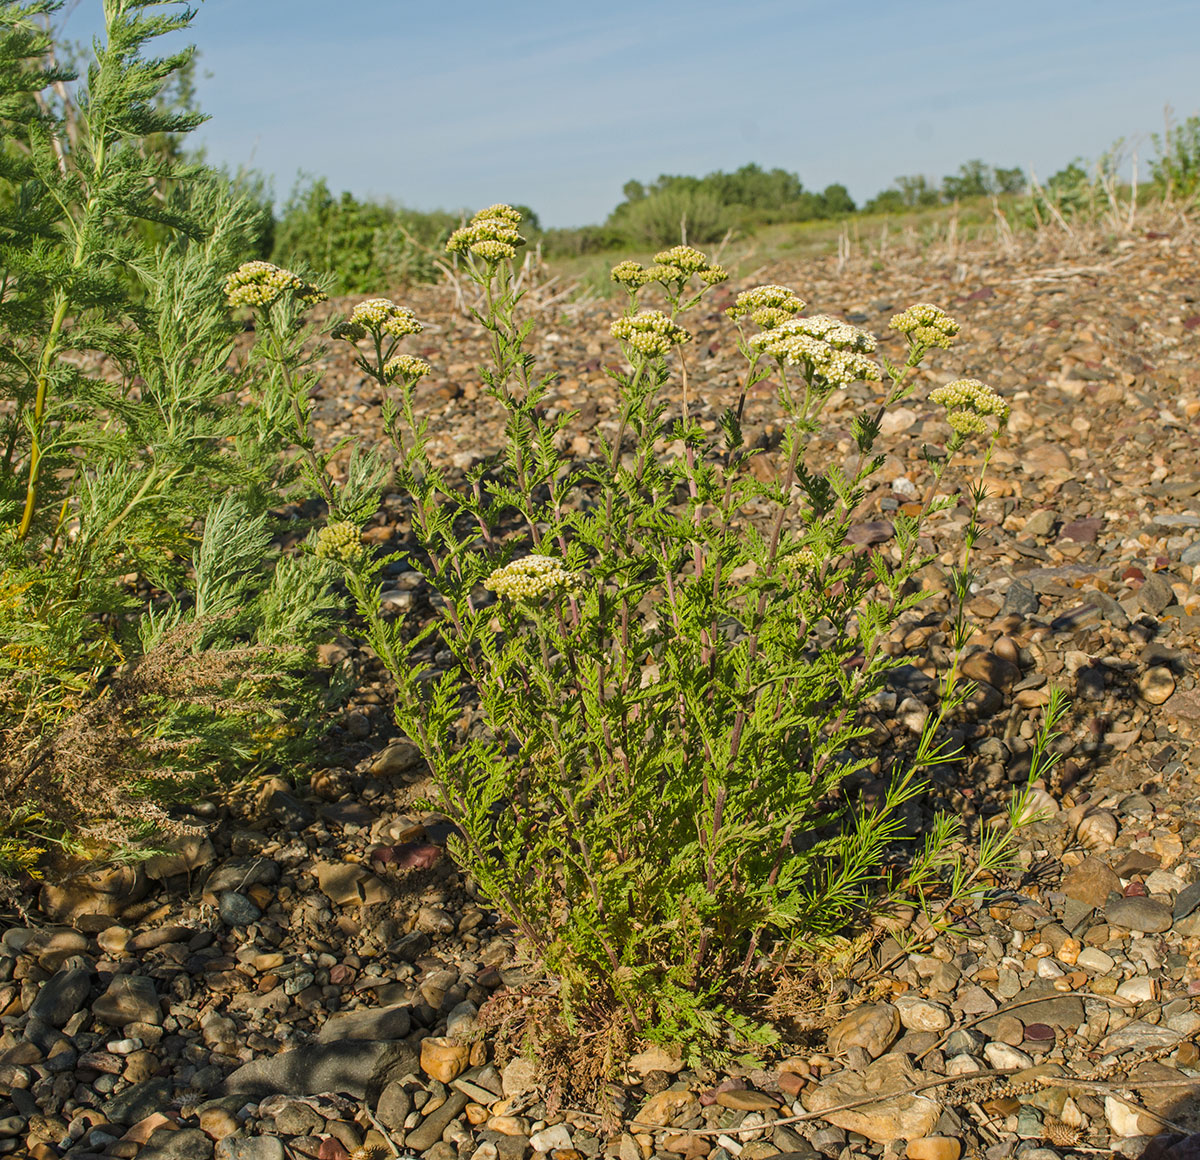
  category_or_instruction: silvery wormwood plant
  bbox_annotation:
[314,205,1053,1059]
[0,2,351,862]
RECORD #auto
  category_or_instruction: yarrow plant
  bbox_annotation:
[310,198,1066,1073]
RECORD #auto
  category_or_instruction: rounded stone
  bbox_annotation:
[1138,666,1176,704]
[419,1036,469,1083]
[906,1139,962,1160]
[826,1002,901,1060]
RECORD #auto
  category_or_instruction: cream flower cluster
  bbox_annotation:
[446,204,527,263]
[889,303,961,350]
[346,298,424,340]
[485,555,584,602]
[315,521,363,565]
[751,315,880,384]
[611,260,651,289]
[654,245,711,273]
[726,284,807,329]
[609,247,727,291]
[225,261,326,309]
[929,378,1009,436]
[611,310,693,359]
[383,354,432,383]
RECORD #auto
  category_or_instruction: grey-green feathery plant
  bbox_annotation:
[325,208,1053,1062]
[0,2,344,863]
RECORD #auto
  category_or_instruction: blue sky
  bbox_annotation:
[60,0,1200,227]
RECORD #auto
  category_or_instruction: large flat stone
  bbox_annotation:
[978,979,1083,1033]
[220,1039,419,1100]
[802,1052,940,1144]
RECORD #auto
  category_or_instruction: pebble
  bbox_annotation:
[826,1002,900,1059]
[983,1043,1034,1069]
[1105,895,1175,932]
[1060,856,1121,908]
[1139,666,1177,704]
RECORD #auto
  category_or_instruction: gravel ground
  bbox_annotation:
[2,223,1200,1160]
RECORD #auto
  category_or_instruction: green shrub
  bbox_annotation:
[611,185,731,246]
[0,0,345,866]
[324,211,1064,1068]
[272,177,456,292]
[1153,112,1200,202]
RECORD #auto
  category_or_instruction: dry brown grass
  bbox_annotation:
[0,619,299,858]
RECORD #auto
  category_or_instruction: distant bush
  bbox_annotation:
[611,185,732,246]
[272,178,456,291]
[539,223,628,257]
[864,163,1024,215]
[1153,112,1200,202]
[607,163,857,246]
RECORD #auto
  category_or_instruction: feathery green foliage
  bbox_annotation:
[0,1,344,864]
[322,215,1054,1064]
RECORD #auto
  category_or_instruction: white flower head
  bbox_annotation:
[751,315,880,384]
[727,284,806,323]
[611,310,692,359]
[890,303,961,350]
[486,555,584,602]
[225,261,326,309]
[929,378,1009,439]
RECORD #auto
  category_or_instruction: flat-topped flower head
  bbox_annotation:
[383,354,432,383]
[890,303,961,350]
[640,245,728,289]
[486,555,584,602]
[784,314,877,354]
[727,284,807,324]
[353,298,422,336]
[334,299,424,342]
[645,263,688,284]
[653,245,712,274]
[751,315,880,385]
[611,310,692,359]
[474,203,524,228]
[446,204,527,261]
[929,377,1009,425]
[225,261,326,309]
[611,260,652,290]
[315,521,364,566]
[470,239,518,263]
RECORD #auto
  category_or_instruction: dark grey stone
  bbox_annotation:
[215,1138,286,1160]
[103,1077,173,1124]
[270,1100,324,1136]
[93,973,161,1026]
[1139,573,1175,615]
[1174,880,1200,921]
[1002,581,1039,617]
[205,856,280,894]
[405,1090,468,1153]
[317,1002,411,1042]
[260,789,313,828]
[979,979,1083,1031]
[27,966,92,1027]
[374,1078,413,1131]
[141,1126,215,1160]
[221,1039,419,1101]
[1106,896,1174,933]
[218,892,262,927]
